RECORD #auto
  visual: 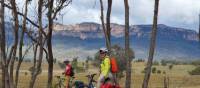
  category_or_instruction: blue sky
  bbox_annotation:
[54,0,200,32]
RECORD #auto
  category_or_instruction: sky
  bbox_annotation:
[54,0,200,32]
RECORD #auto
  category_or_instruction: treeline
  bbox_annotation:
[135,59,200,66]
[135,59,200,75]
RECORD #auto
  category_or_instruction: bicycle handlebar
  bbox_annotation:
[85,73,96,78]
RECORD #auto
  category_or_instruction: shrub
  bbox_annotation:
[152,67,157,74]
[189,66,200,75]
[28,67,42,75]
[58,61,65,69]
[157,70,161,74]
[76,66,85,73]
[163,71,166,74]
[153,61,159,66]
[71,57,78,69]
[141,67,147,73]
[161,60,167,66]
[24,72,28,76]
[169,64,173,70]
[135,59,145,62]
[191,60,200,66]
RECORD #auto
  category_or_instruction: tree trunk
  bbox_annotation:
[29,44,38,88]
[99,0,111,51]
[47,0,54,87]
[4,66,10,88]
[15,0,28,87]
[0,0,6,87]
[106,0,112,51]
[9,0,19,87]
[164,76,167,88]
[29,0,43,87]
[142,0,160,88]
[124,0,132,88]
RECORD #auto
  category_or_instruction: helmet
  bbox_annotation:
[99,47,108,54]
[63,59,69,64]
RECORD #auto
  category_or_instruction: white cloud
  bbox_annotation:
[54,0,200,31]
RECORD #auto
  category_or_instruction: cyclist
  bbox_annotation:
[63,59,73,88]
[97,47,113,88]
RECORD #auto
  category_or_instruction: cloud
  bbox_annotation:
[53,0,200,31]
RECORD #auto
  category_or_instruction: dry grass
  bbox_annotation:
[0,62,200,88]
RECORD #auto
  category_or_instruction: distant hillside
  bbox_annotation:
[52,22,200,60]
[5,22,200,60]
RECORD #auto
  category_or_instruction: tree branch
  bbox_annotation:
[52,0,72,19]
[0,1,47,37]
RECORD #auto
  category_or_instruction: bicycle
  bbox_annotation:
[54,75,66,88]
[73,73,97,88]
[85,73,97,88]
[54,75,75,88]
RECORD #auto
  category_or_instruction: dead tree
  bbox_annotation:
[142,0,160,88]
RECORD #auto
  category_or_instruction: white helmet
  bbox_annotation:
[99,47,108,53]
[63,59,69,64]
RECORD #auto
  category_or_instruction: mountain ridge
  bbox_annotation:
[53,22,199,41]
[4,22,200,60]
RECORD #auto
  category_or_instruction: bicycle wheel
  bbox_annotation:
[54,83,65,88]
[54,83,60,88]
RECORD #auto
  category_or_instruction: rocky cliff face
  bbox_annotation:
[53,22,199,41]
[51,22,199,60]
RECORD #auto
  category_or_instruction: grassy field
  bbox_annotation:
[0,62,200,88]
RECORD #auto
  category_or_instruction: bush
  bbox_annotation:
[76,66,85,73]
[24,59,31,62]
[24,72,28,76]
[169,64,173,70]
[29,67,42,75]
[157,70,161,74]
[189,66,200,75]
[85,58,89,70]
[153,61,159,66]
[191,60,200,66]
[163,71,166,74]
[92,53,101,67]
[141,67,147,73]
[58,61,65,69]
[72,57,78,69]
[161,60,167,66]
[152,67,157,74]
[135,59,145,62]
